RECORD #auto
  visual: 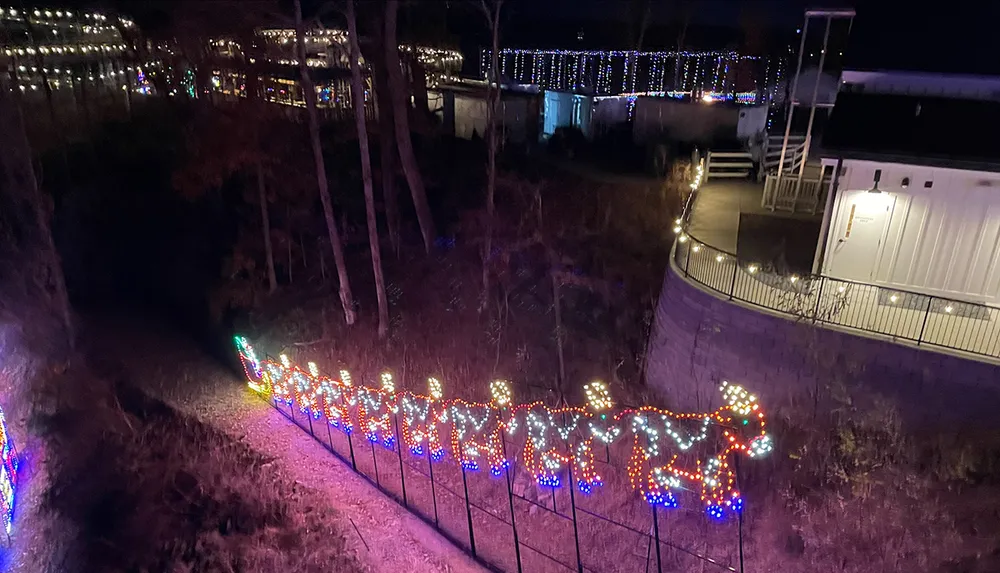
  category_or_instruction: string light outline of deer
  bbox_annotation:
[399,377,447,461]
[234,338,773,519]
[356,372,399,449]
[620,381,772,518]
[445,380,512,475]
[505,380,617,491]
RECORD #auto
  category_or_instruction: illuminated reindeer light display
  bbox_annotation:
[234,337,774,519]
[444,380,512,474]
[356,372,399,449]
[400,377,447,461]
[623,381,772,518]
[507,380,617,492]
[319,369,358,433]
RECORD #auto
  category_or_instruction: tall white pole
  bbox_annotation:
[777,15,810,179]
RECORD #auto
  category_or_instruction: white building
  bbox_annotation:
[816,74,1000,305]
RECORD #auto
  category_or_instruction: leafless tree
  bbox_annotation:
[384,0,436,253]
[479,0,503,309]
[347,0,390,338]
[294,0,356,324]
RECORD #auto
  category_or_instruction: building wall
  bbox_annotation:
[646,264,1000,427]
[633,97,740,144]
[822,159,1000,305]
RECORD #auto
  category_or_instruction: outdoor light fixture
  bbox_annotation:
[868,169,882,193]
[901,177,910,188]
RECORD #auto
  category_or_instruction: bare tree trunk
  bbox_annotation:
[0,77,74,353]
[295,0,356,324]
[348,0,389,338]
[369,16,400,255]
[257,160,277,293]
[480,0,503,310]
[385,0,436,253]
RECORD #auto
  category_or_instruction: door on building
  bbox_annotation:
[826,189,896,281]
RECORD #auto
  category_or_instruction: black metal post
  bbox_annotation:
[347,427,358,471]
[728,256,738,300]
[567,464,584,573]
[917,296,933,345]
[427,445,440,526]
[684,239,692,276]
[811,277,825,322]
[394,413,408,508]
[326,420,335,452]
[498,408,524,573]
[307,412,315,437]
[651,504,663,573]
[371,436,381,488]
[459,445,477,557]
[735,456,745,573]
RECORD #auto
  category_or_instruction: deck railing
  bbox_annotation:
[673,232,1000,360]
[761,172,830,213]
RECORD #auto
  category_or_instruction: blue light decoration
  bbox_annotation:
[234,338,773,522]
[0,407,18,534]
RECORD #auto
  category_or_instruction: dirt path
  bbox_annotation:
[90,319,486,573]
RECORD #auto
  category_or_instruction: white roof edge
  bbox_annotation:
[841,69,1000,86]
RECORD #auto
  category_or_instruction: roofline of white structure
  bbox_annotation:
[841,69,1000,92]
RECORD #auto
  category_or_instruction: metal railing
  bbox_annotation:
[761,172,830,213]
[674,233,1000,360]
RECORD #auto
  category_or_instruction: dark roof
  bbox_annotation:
[821,92,1000,170]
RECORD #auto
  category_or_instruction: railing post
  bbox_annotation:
[728,256,738,300]
[917,296,933,345]
[812,276,825,322]
[684,239,692,277]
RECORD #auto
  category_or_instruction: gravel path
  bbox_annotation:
[92,320,486,573]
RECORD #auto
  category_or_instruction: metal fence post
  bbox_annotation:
[459,446,477,557]
[427,445,440,526]
[371,437,381,489]
[499,409,524,573]
[917,296,933,345]
[326,420,335,452]
[347,427,358,472]
[393,412,408,508]
[306,411,315,437]
[735,456,745,573]
[651,504,663,573]
[567,463,584,573]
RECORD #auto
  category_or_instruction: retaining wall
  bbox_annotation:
[647,262,1000,427]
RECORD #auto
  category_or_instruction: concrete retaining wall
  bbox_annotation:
[647,263,1000,427]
